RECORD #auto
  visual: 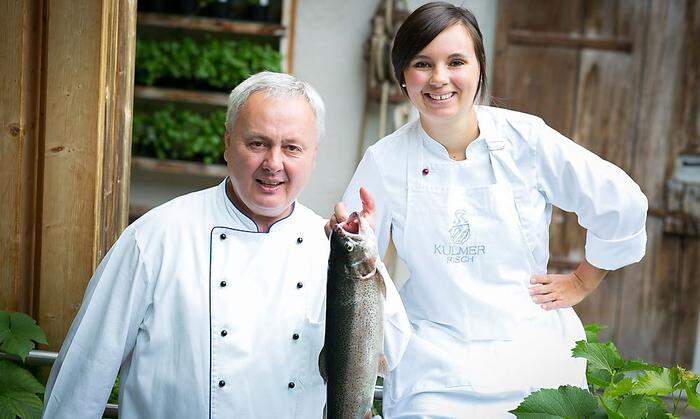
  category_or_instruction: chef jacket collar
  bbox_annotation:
[218,178,298,233]
[415,106,496,161]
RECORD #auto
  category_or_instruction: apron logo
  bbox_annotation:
[434,210,487,263]
[449,210,471,244]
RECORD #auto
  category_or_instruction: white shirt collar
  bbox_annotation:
[414,107,492,161]
[218,178,298,233]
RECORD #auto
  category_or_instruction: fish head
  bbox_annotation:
[331,212,380,280]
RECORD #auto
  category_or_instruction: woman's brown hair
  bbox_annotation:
[391,2,487,102]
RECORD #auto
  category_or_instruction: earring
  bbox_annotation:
[401,83,406,87]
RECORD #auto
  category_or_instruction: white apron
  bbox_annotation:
[384,128,586,418]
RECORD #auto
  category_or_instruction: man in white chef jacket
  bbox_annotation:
[43,71,409,419]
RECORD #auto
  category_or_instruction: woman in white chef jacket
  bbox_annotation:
[333,2,648,418]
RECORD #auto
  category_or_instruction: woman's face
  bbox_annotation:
[403,24,481,125]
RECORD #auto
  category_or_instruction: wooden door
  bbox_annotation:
[493,0,699,368]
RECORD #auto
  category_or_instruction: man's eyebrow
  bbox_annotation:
[243,133,270,141]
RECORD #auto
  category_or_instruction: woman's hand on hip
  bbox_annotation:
[529,261,608,310]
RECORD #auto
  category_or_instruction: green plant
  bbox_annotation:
[135,36,282,91]
[510,324,700,418]
[132,105,227,164]
[0,311,48,419]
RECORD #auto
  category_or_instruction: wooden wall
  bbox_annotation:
[493,0,699,368]
[0,0,136,351]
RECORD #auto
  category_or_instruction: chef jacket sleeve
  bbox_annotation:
[376,260,411,371]
[341,149,392,258]
[43,226,155,419]
[533,120,648,270]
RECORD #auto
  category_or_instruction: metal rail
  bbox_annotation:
[2,349,384,418]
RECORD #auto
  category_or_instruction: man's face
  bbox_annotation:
[224,92,318,226]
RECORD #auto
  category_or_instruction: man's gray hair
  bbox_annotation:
[226,71,326,141]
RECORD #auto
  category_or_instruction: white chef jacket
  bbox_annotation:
[342,105,648,416]
[344,105,647,274]
[43,179,410,419]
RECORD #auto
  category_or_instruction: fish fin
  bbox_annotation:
[318,346,327,384]
[377,353,389,378]
[363,410,373,419]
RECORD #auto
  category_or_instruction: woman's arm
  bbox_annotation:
[527,119,647,309]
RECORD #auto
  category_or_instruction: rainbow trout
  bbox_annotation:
[320,212,388,419]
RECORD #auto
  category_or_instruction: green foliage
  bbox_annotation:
[132,105,226,164]
[510,324,699,418]
[0,312,47,363]
[108,377,120,405]
[135,36,282,90]
[373,376,383,416]
[0,311,47,419]
[510,385,598,418]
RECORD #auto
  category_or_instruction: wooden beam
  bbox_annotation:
[135,85,228,107]
[131,156,228,178]
[137,12,286,36]
[508,29,633,52]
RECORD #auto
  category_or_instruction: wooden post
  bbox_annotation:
[0,0,135,351]
[0,0,42,314]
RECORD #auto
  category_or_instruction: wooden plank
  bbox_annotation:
[671,0,700,367]
[131,156,228,178]
[38,0,104,349]
[556,18,641,335]
[0,0,25,313]
[616,0,695,368]
[507,30,632,51]
[554,0,645,344]
[498,0,583,33]
[0,0,42,314]
[492,45,579,136]
[135,85,228,106]
[617,219,681,365]
[619,225,682,366]
[137,12,286,36]
[97,0,136,264]
[36,0,133,351]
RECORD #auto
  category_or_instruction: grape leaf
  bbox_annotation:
[509,385,597,418]
[631,368,678,396]
[620,359,662,373]
[0,360,44,419]
[584,324,606,343]
[572,341,623,375]
[587,369,614,388]
[677,367,700,410]
[598,395,625,419]
[603,377,635,398]
[0,312,47,361]
[617,394,649,418]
